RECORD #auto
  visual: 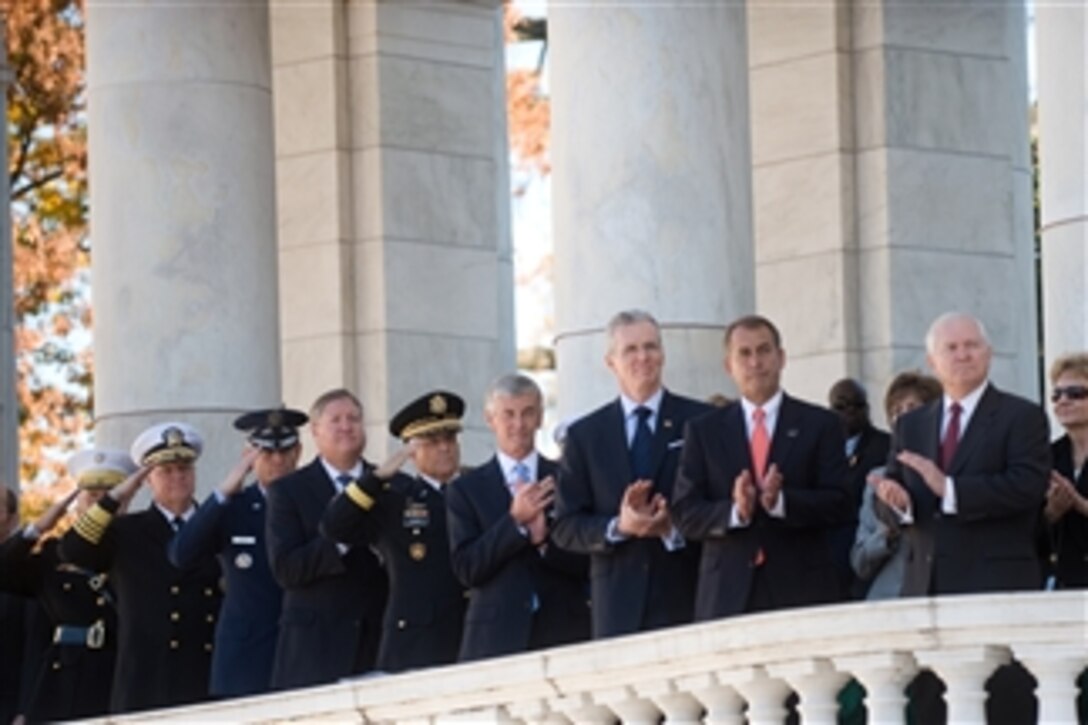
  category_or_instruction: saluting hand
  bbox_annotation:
[219,445,260,498]
[375,439,419,479]
[32,488,80,534]
[109,464,153,504]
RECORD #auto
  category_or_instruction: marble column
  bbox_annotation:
[550,0,755,415]
[748,0,1036,415]
[87,0,281,492]
[1038,4,1088,376]
[0,27,16,489]
[271,0,513,462]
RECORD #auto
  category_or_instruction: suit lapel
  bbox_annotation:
[647,390,678,480]
[724,403,752,474]
[141,507,174,548]
[486,456,512,509]
[949,384,997,474]
[769,394,801,471]
[604,400,634,485]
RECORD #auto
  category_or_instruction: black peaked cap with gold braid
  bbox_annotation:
[388,390,465,440]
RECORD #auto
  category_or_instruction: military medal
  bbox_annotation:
[409,542,427,561]
[235,552,253,569]
[402,501,430,529]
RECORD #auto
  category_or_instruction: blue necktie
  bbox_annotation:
[512,462,530,485]
[630,406,654,479]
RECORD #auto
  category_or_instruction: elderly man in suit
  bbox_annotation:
[672,314,850,619]
[264,389,387,690]
[871,312,1050,595]
[61,423,222,714]
[446,374,590,661]
[552,309,710,639]
[169,407,306,698]
[871,313,1050,723]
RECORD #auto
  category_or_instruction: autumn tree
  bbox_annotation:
[6,0,90,508]
[504,4,549,181]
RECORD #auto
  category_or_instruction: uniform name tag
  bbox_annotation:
[402,502,430,529]
[231,536,257,545]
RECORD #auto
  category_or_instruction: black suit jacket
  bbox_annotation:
[888,384,1050,596]
[60,499,221,714]
[265,458,387,689]
[170,485,282,697]
[672,394,851,619]
[552,390,710,639]
[447,455,590,661]
[1043,435,1088,589]
[831,423,891,599]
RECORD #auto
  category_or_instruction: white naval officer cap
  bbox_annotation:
[130,422,204,467]
[67,448,138,490]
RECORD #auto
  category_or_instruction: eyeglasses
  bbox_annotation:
[1051,385,1088,403]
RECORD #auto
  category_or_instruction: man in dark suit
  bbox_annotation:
[827,378,891,599]
[322,391,467,673]
[673,315,850,619]
[871,312,1051,723]
[61,423,222,714]
[447,374,590,661]
[169,407,306,698]
[264,389,387,690]
[552,309,710,639]
[871,312,1050,595]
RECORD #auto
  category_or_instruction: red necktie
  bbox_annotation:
[940,402,962,471]
[750,407,770,483]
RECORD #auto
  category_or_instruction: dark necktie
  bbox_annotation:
[336,473,353,492]
[630,406,653,479]
[172,516,185,533]
[940,402,962,471]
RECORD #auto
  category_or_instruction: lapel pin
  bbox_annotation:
[663,419,673,429]
[787,428,799,438]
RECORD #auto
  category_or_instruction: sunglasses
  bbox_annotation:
[1051,385,1088,403]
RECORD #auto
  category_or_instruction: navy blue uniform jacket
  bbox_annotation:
[169,484,281,697]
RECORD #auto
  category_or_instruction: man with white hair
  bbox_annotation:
[871,312,1050,595]
[61,423,222,714]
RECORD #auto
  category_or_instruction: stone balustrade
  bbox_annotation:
[106,591,1086,724]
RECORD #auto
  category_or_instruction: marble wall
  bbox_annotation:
[271,0,513,463]
[87,0,281,489]
[550,0,755,416]
[749,0,1037,420]
[1038,6,1088,387]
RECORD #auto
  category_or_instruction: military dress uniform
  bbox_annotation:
[0,448,135,722]
[60,424,222,714]
[322,392,467,673]
[0,536,116,722]
[168,408,307,697]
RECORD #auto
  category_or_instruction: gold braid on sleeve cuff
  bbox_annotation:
[73,503,114,544]
[345,482,375,511]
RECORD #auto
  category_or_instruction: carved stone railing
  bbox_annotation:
[107,591,1087,724]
